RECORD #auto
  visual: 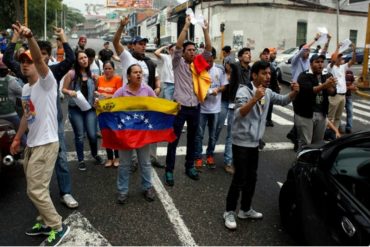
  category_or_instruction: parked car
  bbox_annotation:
[121,35,132,45]
[341,47,364,64]
[275,47,300,64]
[145,43,157,52]
[71,33,78,39]
[277,48,323,83]
[279,131,370,245]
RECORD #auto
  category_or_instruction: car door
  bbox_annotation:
[324,146,370,245]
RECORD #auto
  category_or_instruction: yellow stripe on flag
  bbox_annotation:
[96,96,180,116]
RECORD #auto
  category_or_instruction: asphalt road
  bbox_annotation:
[1,39,370,245]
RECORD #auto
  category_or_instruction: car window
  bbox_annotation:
[331,147,370,210]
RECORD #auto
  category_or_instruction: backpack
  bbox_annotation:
[0,76,15,115]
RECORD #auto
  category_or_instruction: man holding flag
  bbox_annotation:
[164,16,212,186]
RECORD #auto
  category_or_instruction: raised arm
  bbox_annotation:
[202,21,211,52]
[176,16,191,49]
[320,33,332,55]
[154,45,168,59]
[347,43,356,67]
[113,16,129,56]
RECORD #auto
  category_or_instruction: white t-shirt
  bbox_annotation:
[157,54,174,84]
[90,59,104,77]
[22,70,58,147]
[327,63,348,94]
[201,64,229,114]
[119,50,158,84]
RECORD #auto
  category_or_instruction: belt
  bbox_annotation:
[181,105,199,109]
[337,93,346,95]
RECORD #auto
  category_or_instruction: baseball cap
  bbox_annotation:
[132,36,148,44]
[0,54,8,69]
[331,52,342,62]
[222,45,231,53]
[262,48,270,54]
[309,54,326,63]
[268,47,276,53]
[19,50,33,62]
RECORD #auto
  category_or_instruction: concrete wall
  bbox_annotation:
[193,4,367,60]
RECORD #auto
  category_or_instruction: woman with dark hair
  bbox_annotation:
[62,51,104,171]
[96,60,123,167]
[113,64,157,204]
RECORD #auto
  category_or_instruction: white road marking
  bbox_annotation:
[274,105,294,117]
[152,171,197,246]
[65,143,295,161]
[358,99,370,106]
[40,211,111,246]
[352,101,369,110]
[271,113,293,125]
[353,107,370,118]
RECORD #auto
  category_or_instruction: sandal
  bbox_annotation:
[113,159,120,167]
[105,160,113,168]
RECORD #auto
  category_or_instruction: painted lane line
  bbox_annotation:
[65,142,295,161]
[152,171,197,246]
[274,105,294,117]
[40,211,111,246]
[342,112,370,125]
[272,113,293,126]
[358,99,370,106]
[277,181,283,188]
[352,101,370,111]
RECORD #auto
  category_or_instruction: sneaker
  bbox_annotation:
[60,194,78,209]
[238,208,263,219]
[224,164,234,175]
[78,161,86,171]
[185,168,199,180]
[45,224,70,246]
[151,157,165,168]
[194,159,203,171]
[143,187,156,202]
[117,193,128,204]
[164,172,174,187]
[94,155,105,165]
[223,211,237,230]
[266,120,274,127]
[206,155,215,169]
[25,222,51,236]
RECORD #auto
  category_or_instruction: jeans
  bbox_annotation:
[194,113,218,159]
[345,95,353,131]
[55,119,72,195]
[226,145,259,211]
[295,112,326,152]
[215,100,233,165]
[163,82,175,100]
[117,145,152,194]
[68,106,98,162]
[165,105,200,172]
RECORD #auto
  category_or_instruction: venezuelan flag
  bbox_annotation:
[96,97,180,150]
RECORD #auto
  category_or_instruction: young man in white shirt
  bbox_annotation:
[327,42,356,129]
[154,44,175,100]
[10,23,69,246]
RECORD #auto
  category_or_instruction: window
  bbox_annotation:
[296,21,307,46]
[331,147,370,209]
[350,30,358,45]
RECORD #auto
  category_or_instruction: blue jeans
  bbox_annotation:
[194,113,218,159]
[165,105,200,172]
[117,145,152,194]
[55,119,72,195]
[163,82,175,100]
[345,95,352,131]
[215,100,233,165]
[68,106,98,162]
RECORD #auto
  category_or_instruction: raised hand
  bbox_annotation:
[120,16,129,27]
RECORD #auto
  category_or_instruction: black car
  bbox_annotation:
[279,131,370,245]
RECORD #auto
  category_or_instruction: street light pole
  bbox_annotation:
[44,0,47,40]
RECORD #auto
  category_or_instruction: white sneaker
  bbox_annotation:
[238,208,263,219]
[61,194,79,208]
[223,211,237,230]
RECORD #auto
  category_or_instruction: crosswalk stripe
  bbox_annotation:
[271,113,293,125]
[352,106,370,118]
[65,143,295,162]
[358,99,370,106]
[274,105,294,117]
[40,212,111,246]
[352,102,369,111]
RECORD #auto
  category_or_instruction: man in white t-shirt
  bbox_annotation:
[154,44,175,100]
[113,16,163,169]
[10,23,69,246]
[194,47,228,170]
[327,43,356,128]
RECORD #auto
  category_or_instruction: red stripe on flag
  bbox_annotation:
[101,128,177,150]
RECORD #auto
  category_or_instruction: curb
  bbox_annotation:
[355,89,370,99]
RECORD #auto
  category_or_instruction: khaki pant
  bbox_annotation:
[23,142,62,230]
[328,94,346,129]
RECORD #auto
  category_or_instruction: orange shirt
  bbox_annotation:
[97,75,123,96]
[56,47,65,62]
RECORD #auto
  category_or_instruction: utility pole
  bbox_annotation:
[24,0,28,27]
[336,0,340,44]
[44,0,47,40]
[360,3,370,88]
